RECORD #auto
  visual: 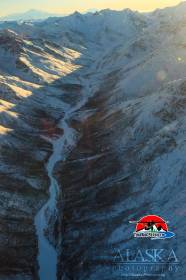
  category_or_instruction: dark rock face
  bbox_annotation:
[0,102,52,278]
[55,71,186,279]
[56,93,123,279]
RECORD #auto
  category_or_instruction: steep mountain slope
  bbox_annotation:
[0,26,88,279]
[0,3,186,280]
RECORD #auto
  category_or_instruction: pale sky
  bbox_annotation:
[0,0,184,16]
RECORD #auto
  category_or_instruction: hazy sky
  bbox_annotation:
[0,0,184,16]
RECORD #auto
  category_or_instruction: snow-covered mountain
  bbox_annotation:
[0,9,63,22]
[0,3,186,280]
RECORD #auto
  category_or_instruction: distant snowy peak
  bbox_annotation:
[0,9,64,22]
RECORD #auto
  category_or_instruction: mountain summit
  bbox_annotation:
[0,9,63,21]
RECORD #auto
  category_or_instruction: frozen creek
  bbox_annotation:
[34,77,92,280]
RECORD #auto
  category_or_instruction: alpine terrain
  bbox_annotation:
[0,2,186,279]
